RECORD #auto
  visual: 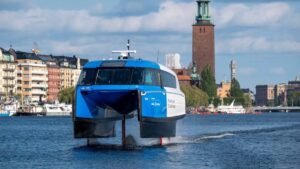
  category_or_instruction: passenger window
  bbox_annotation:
[131,69,143,84]
[78,69,97,85]
[161,71,176,88]
[96,68,132,85]
[143,69,160,86]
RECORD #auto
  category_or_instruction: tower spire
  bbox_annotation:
[195,0,211,23]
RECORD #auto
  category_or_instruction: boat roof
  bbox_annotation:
[83,59,176,76]
[84,59,159,69]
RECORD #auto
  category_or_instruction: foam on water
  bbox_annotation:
[84,124,300,148]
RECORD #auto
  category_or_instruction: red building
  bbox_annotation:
[192,0,215,75]
[47,66,60,102]
[172,68,191,85]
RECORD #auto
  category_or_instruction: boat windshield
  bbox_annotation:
[78,68,160,86]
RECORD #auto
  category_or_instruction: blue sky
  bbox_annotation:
[0,0,299,91]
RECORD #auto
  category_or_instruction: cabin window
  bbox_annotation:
[142,69,160,86]
[77,69,97,85]
[95,68,160,86]
[161,71,176,88]
[79,67,161,86]
[96,68,132,85]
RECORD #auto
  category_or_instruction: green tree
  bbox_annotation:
[208,97,221,107]
[58,87,75,104]
[200,65,217,97]
[230,78,243,97]
[243,93,252,108]
[180,84,209,107]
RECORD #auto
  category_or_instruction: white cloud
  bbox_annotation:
[1,1,299,59]
[0,1,295,34]
[141,1,194,32]
[0,1,195,33]
[213,2,290,28]
[217,36,300,54]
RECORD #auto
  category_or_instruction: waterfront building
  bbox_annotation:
[172,68,191,85]
[255,85,275,106]
[192,0,215,75]
[54,56,87,90]
[288,77,300,89]
[241,88,255,104]
[0,48,17,101]
[2,47,88,103]
[287,78,300,106]
[165,53,182,69]
[274,83,287,106]
[16,51,48,103]
[217,81,231,99]
[230,60,237,81]
[38,55,60,103]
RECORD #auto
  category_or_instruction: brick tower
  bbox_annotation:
[192,0,215,75]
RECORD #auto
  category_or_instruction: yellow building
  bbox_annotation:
[217,81,231,99]
[0,48,17,100]
[59,57,81,90]
[16,52,48,103]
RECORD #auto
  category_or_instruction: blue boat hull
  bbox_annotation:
[73,85,184,138]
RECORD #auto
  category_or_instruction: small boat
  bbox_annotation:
[43,104,71,116]
[217,100,246,114]
[0,102,18,116]
[72,41,186,146]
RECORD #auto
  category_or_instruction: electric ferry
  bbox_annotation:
[72,44,185,146]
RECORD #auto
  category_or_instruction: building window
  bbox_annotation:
[24,66,30,71]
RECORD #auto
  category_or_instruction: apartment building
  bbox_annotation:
[55,56,83,90]
[217,81,231,99]
[287,78,300,106]
[39,55,60,102]
[255,85,275,106]
[0,48,17,100]
[274,83,287,106]
[1,47,88,103]
[16,52,48,103]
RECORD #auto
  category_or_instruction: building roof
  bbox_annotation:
[178,75,191,81]
[38,54,56,62]
[2,47,88,68]
[0,47,16,62]
[16,51,40,60]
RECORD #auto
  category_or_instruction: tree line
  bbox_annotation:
[181,65,251,108]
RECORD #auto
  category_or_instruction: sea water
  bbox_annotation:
[1,113,300,169]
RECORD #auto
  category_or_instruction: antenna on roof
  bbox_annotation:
[112,39,136,60]
[32,42,40,55]
[157,50,159,63]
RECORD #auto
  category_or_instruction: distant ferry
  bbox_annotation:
[72,43,185,146]
[217,100,246,114]
[43,103,71,116]
[0,102,17,116]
